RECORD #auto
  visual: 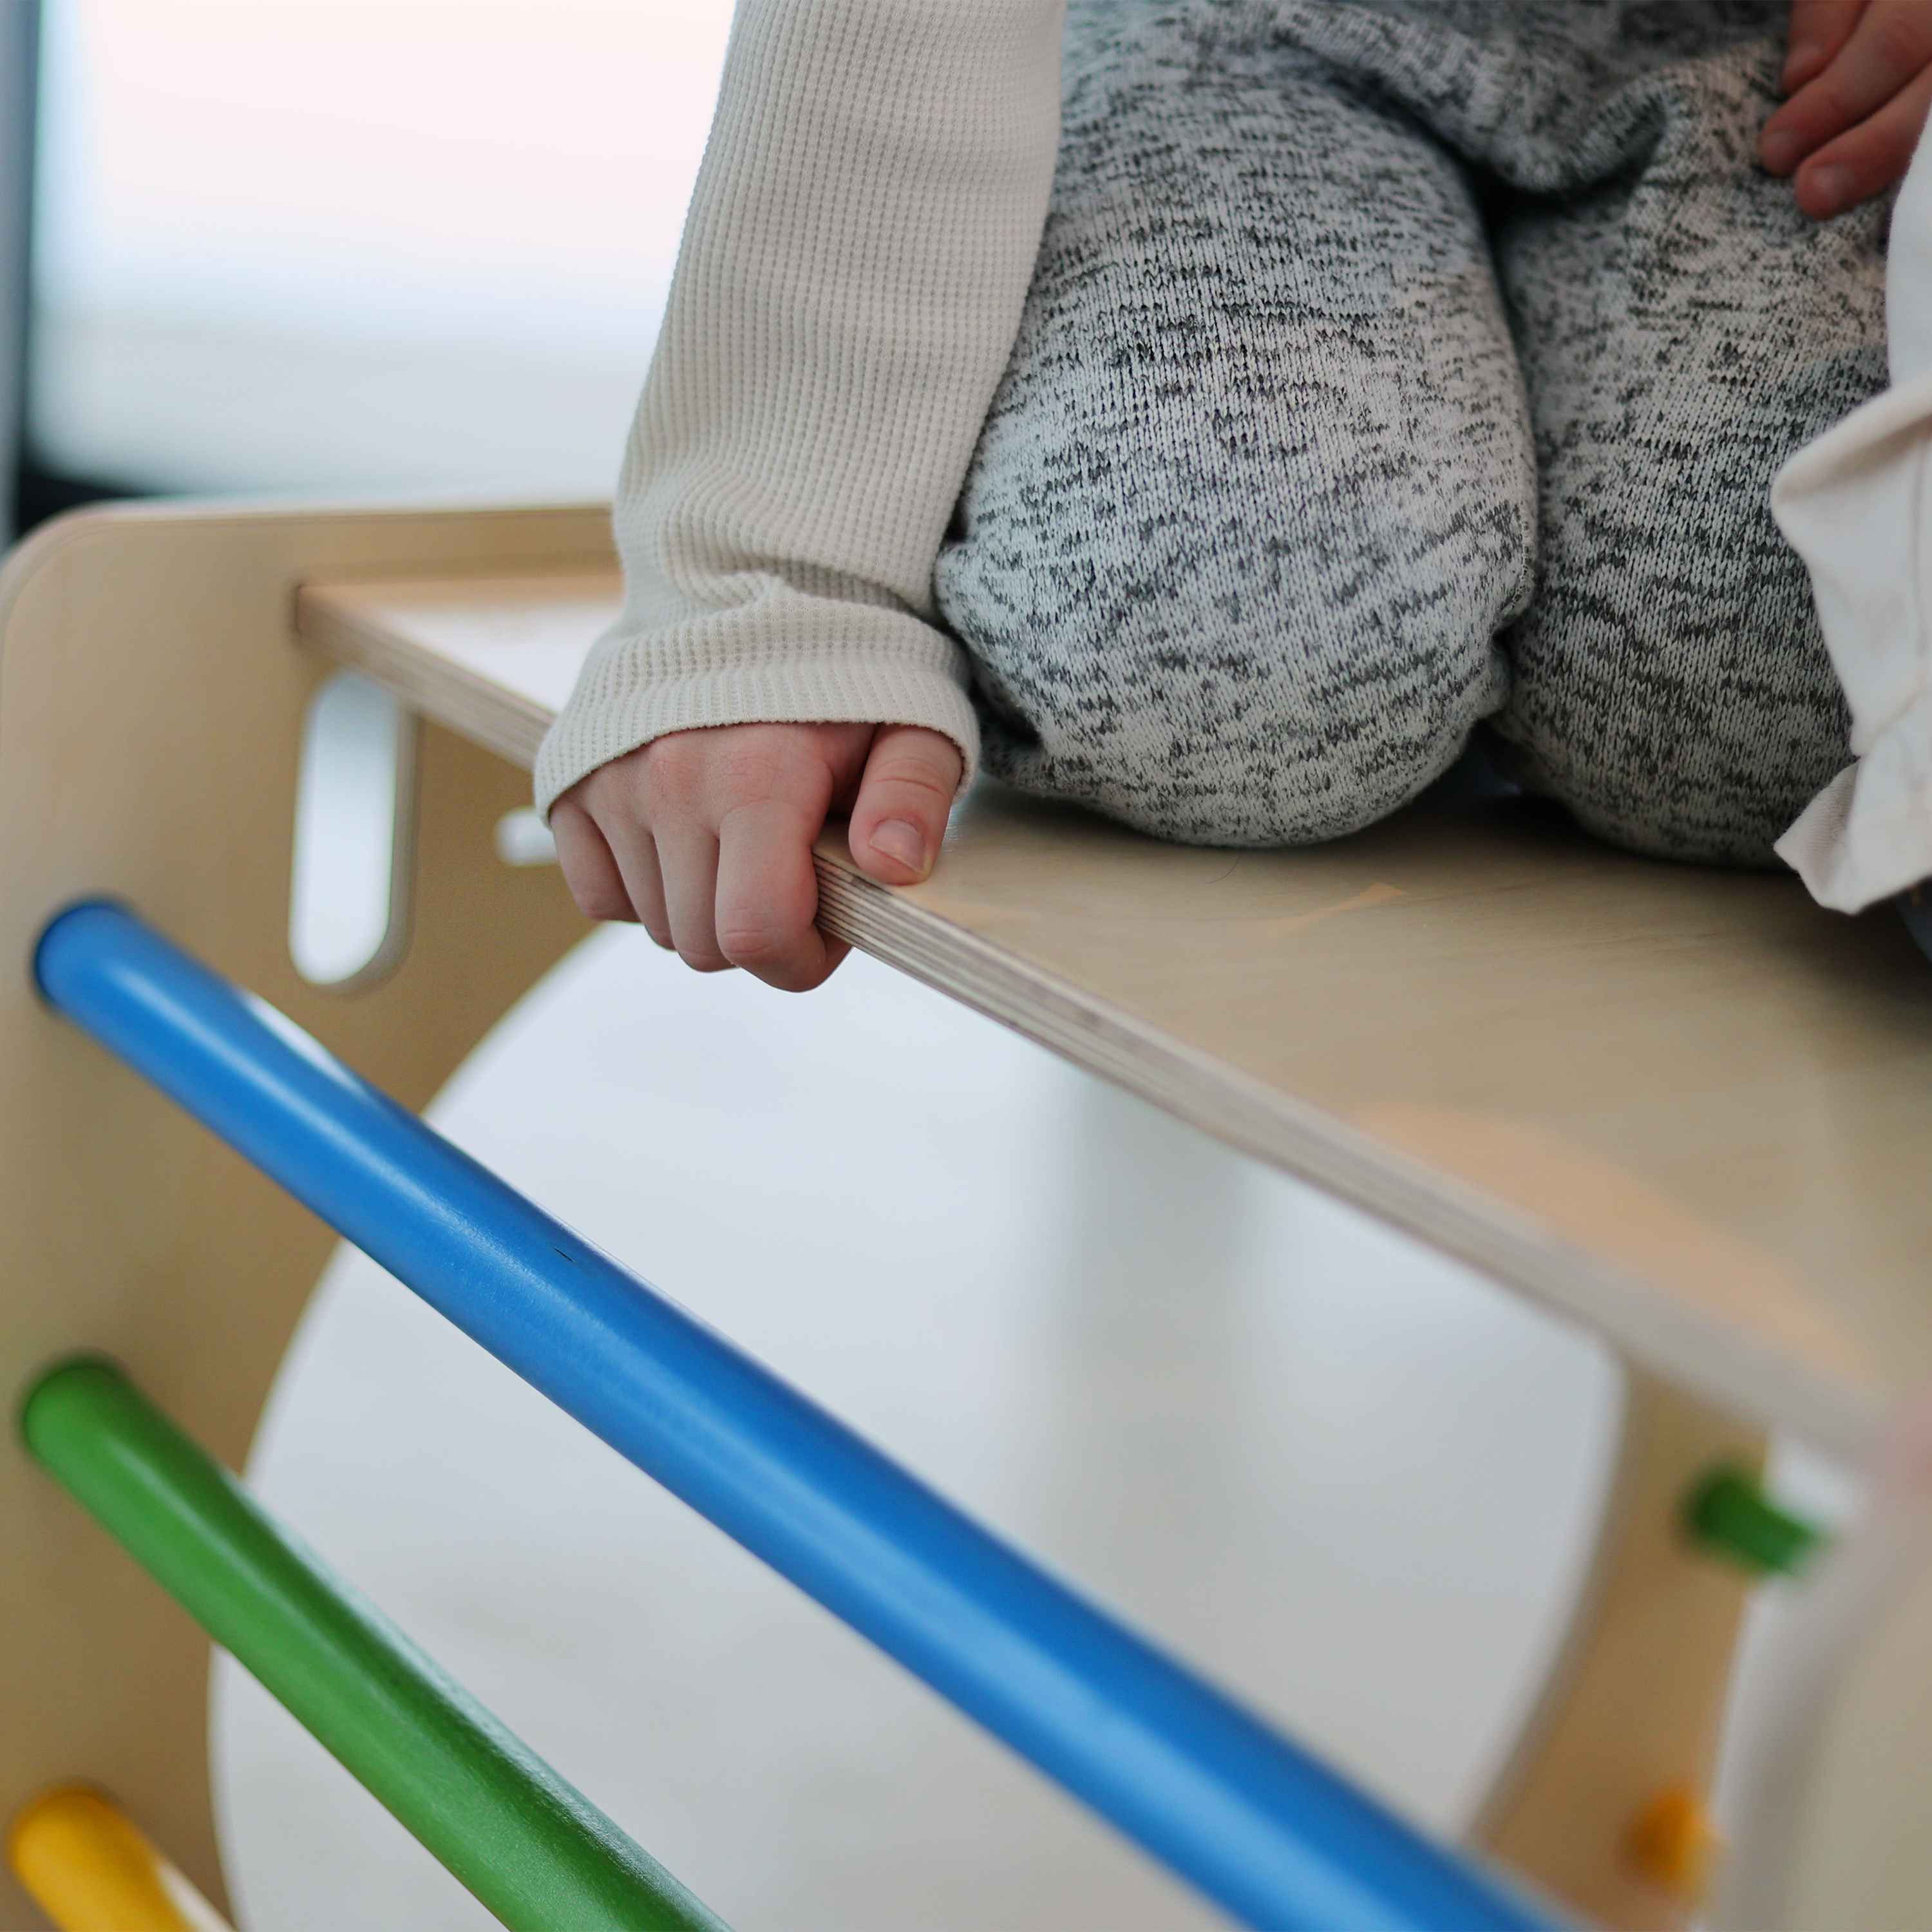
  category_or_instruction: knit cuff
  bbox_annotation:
[535,605,981,819]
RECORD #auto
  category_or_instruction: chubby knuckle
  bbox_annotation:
[580,753,641,802]
[716,917,795,969]
[1868,6,1932,75]
[715,744,810,809]
[571,883,634,923]
[867,757,956,803]
[653,733,815,820]
[1813,61,1862,115]
[715,799,815,852]
[640,732,710,798]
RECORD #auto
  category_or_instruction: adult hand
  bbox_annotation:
[549,720,963,992]
[1761,0,1932,218]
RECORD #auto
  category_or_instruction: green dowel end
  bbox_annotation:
[20,1356,730,1932]
[1683,1463,1825,1578]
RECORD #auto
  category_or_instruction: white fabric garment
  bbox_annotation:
[1772,140,1932,910]
[533,0,1066,819]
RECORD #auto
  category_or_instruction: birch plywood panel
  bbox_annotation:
[298,570,619,769]
[299,573,1932,1455]
[0,506,608,1926]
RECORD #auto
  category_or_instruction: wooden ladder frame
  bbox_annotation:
[0,498,1792,1929]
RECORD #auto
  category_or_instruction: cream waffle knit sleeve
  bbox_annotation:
[533,0,1066,817]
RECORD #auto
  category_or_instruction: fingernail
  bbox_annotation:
[1808,163,1854,213]
[1761,127,1801,173]
[1781,39,1821,84]
[869,819,927,875]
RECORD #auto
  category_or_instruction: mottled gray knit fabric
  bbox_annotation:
[933,0,1889,862]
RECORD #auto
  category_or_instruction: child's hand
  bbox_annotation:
[548,721,963,992]
[1761,0,1932,216]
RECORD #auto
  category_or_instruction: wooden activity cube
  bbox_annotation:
[3,498,1929,1931]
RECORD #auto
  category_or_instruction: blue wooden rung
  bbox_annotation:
[33,899,1563,1932]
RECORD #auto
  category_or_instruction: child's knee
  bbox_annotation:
[1497,616,1850,867]
[942,541,1513,847]
[1497,419,1857,866]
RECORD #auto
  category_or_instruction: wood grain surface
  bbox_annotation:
[0,507,606,1925]
[299,572,1932,1457]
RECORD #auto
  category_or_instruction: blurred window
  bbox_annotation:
[30,0,731,496]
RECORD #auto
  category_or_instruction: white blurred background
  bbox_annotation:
[30,0,728,496]
[17,5,1852,1928]
[217,933,1622,1930]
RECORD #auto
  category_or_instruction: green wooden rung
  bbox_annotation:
[18,1356,728,1932]
[1683,1463,1825,1578]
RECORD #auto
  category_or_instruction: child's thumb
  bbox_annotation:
[848,724,964,885]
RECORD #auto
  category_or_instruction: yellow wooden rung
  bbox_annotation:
[6,1785,232,1932]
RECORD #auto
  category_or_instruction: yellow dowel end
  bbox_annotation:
[1624,1781,1723,1906]
[6,1785,231,1932]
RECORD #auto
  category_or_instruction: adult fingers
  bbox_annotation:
[1782,0,1869,92]
[549,798,639,924]
[1763,0,1932,173]
[846,726,964,886]
[1793,57,1932,212]
[714,797,849,991]
[652,820,733,972]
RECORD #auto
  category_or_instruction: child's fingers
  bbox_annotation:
[714,797,849,991]
[1782,0,1870,93]
[549,798,641,925]
[847,725,964,886]
[603,825,674,949]
[652,820,734,972]
[1762,0,1932,175]
[1792,57,1932,212]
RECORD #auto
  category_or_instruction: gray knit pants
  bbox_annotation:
[933,0,1889,863]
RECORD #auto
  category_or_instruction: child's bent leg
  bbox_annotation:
[934,7,1535,849]
[1488,33,1886,866]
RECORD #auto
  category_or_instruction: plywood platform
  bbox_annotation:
[301,571,1932,1457]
